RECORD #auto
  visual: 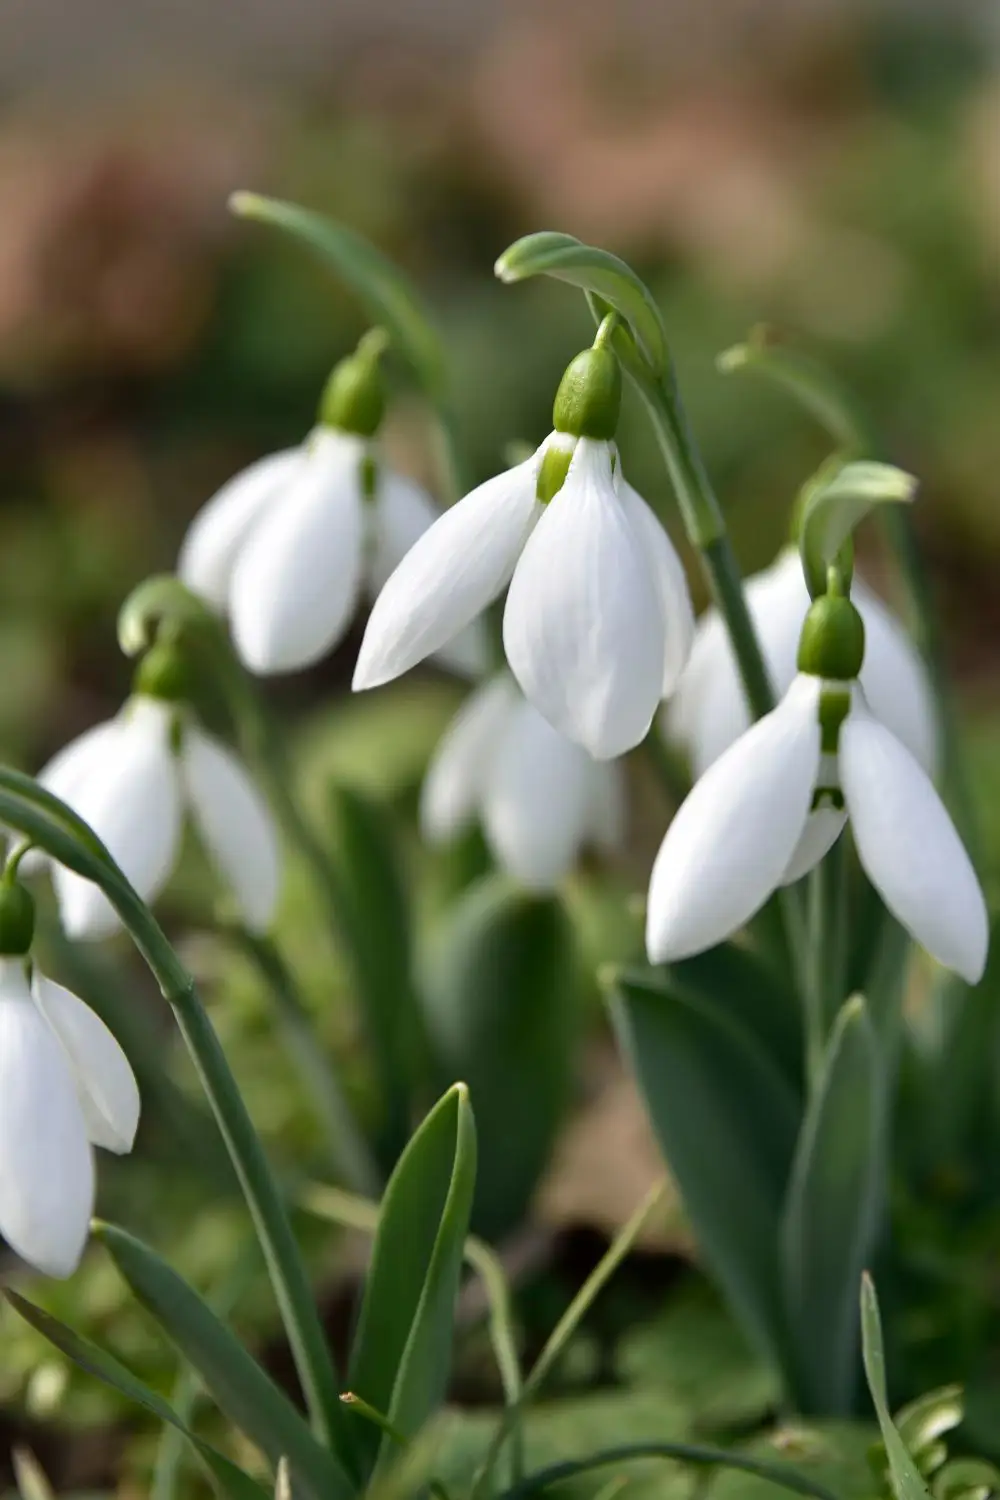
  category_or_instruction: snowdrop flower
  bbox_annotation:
[0,877,139,1276]
[354,335,695,759]
[647,585,987,982]
[179,332,487,679]
[421,673,625,888]
[665,545,937,778]
[34,647,280,940]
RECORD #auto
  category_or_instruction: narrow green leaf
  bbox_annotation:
[610,967,799,1374]
[327,781,423,1164]
[781,996,885,1413]
[92,1224,351,1500]
[799,460,916,599]
[422,876,580,1238]
[670,941,804,1093]
[4,1292,269,1500]
[493,1441,839,1500]
[349,1083,477,1475]
[230,192,446,400]
[860,1273,933,1500]
[495,232,667,374]
[716,336,870,453]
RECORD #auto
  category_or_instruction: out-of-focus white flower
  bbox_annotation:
[178,429,487,679]
[664,546,937,777]
[355,436,694,759]
[420,673,626,888]
[0,955,139,1276]
[35,696,280,940]
[646,672,986,982]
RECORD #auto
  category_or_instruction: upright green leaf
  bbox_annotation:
[610,968,799,1375]
[495,232,667,374]
[230,192,446,400]
[781,996,885,1414]
[860,1273,933,1500]
[327,781,424,1164]
[670,942,804,1094]
[349,1084,477,1475]
[422,876,580,1238]
[92,1225,351,1500]
[4,1292,269,1500]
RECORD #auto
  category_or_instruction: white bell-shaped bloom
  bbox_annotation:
[179,429,487,679]
[36,696,280,940]
[646,673,987,983]
[664,546,937,777]
[0,957,139,1276]
[355,435,695,759]
[420,673,626,889]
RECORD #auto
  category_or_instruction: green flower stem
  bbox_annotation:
[226,925,382,1199]
[495,1443,838,1500]
[0,774,352,1466]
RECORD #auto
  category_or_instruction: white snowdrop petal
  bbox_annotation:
[841,709,988,983]
[368,470,441,593]
[230,431,366,674]
[503,440,665,759]
[32,974,140,1154]
[646,673,821,963]
[182,729,281,932]
[353,450,544,690]
[420,676,518,842]
[854,582,938,775]
[587,759,628,854]
[18,719,123,877]
[617,480,695,696]
[52,699,182,941]
[179,447,305,609]
[780,804,848,886]
[0,961,94,1277]
[482,699,594,888]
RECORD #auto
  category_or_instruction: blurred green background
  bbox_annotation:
[3,0,1000,1490]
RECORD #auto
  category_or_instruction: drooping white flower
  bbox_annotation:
[0,956,139,1277]
[646,672,987,983]
[420,673,626,889]
[355,436,694,759]
[36,696,281,940]
[179,429,487,679]
[664,546,937,777]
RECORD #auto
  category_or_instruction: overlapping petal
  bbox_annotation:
[181,728,282,933]
[420,675,518,842]
[0,961,94,1277]
[646,673,821,962]
[840,704,987,983]
[504,440,665,759]
[617,479,695,695]
[354,449,543,690]
[32,974,140,1154]
[853,581,938,774]
[230,431,366,673]
[178,447,304,608]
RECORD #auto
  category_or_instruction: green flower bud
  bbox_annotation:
[0,877,35,956]
[318,329,389,437]
[552,346,621,441]
[797,591,865,682]
[132,640,193,703]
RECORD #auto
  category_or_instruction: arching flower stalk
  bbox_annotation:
[354,323,695,759]
[421,672,626,888]
[647,577,987,984]
[179,329,486,678]
[29,644,281,941]
[0,871,139,1276]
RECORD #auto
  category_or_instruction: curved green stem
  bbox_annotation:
[226,924,381,1198]
[0,772,353,1468]
[495,1443,838,1500]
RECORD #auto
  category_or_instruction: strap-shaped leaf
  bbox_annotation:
[327,782,423,1164]
[230,192,446,400]
[4,1292,269,1500]
[349,1083,477,1475]
[92,1224,351,1500]
[495,232,667,375]
[422,877,580,1239]
[610,968,798,1375]
[670,941,804,1094]
[861,1273,933,1500]
[781,996,885,1413]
